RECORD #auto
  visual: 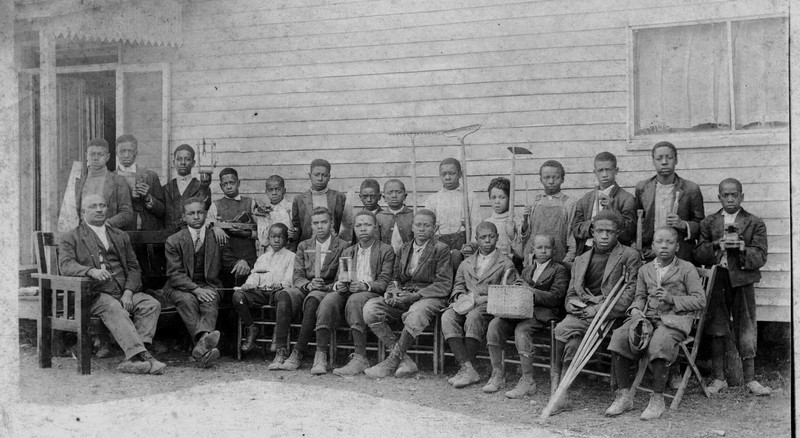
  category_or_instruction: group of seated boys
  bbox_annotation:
[58,136,770,421]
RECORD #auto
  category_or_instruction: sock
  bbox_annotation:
[464,338,480,363]
[520,353,534,377]
[395,330,415,356]
[274,292,292,349]
[294,297,320,353]
[612,353,632,390]
[651,359,669,393]
[487,345,504,372]
[743,357,755,382]
[316,328,331,352]
[352,329,368,357]
[447,338,469,365]
[712,336,726,380]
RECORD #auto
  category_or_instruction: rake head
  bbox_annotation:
[443,124,481,139]
[507,146,533,155]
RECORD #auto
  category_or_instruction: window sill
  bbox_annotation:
[626,129,789,151]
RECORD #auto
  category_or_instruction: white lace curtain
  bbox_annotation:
[634,18,788,135]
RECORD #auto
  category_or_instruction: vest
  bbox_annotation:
[93,238,127,298]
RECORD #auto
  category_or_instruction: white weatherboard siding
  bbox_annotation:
[123,0,789,320]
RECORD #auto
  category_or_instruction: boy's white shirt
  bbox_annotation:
[243,247,295,288]
[424,187,481,235]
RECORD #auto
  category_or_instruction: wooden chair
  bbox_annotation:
[630,265,718,410]
[34,230,175,375]
[235,303,336,367]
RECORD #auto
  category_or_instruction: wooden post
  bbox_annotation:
[39,30,58,232]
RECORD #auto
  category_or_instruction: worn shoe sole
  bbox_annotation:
[199,348,220,368]
[148,359,167,375]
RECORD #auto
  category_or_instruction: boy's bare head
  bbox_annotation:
[115,134,138,168]
[267,223,289,252]
[487,177,510,214]
[439,157,462,190]
[475,221,499,255]
[218,168,240,198]
[353,210,378,243]
[182,197,208,229]
[652,141,678,179]
[309,159,331,191]
[173,144,196,176]
[718,178,744,214]
[413,209,438,244]
[539,160,565,195]
[531,234,555,264]
[265,175,286,205]
[652,226,679,263]
[593,152,618,189]
[383,179,407,210]
[86,138,110,171]
[359,179,382,211]
[311,206,333,241]
[592,210,622,252]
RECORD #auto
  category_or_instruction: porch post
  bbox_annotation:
[39,30,58,232]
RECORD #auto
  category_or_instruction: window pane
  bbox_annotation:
[732,18,789,129]
[634,23,731,135]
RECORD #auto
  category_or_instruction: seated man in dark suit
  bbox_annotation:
[58,194,165,374]
[362,209,453,378]
[163,197,227,368]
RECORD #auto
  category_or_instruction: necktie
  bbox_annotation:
[194,232,202,252]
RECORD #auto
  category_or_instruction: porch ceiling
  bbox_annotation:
[15,0,182,47]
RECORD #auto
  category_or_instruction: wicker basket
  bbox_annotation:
[488,268,535,319]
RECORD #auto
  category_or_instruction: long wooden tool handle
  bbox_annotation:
[509,150,516,225]
[460,138,472,241]
[636,209,644,252]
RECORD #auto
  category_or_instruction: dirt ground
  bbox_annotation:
[7,338,791,438]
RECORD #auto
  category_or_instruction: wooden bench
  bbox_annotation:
[34,230,174,375]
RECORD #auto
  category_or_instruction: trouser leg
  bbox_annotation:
[130,292,161,344]
[295,294,322,353]
[91,293,146,360]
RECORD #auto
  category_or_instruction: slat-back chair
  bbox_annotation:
[630,265,718,410]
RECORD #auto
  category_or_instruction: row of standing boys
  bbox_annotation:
[68,135,769,420]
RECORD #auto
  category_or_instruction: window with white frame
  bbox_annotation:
[631,17,788,137]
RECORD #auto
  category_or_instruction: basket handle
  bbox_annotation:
[501,268,516,285]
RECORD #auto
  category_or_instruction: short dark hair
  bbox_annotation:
[115,134,137,148]
[593,210,622,230]
[651,141,678,158]
[174,144,196,160]
[310,159,331,173]
[532,233,556,248]
[219,167,238,180]
[360,179,381,193]
[475,221,497,236]
[311,206,332,220]
[594,151,617,168]
[439,157,462,174]
[181,196,207,213]
[487,177,510,196]
[268,223,289,240]
[265,175,285,188]
[88,138,109,151]
[384,179,406,191]
[719,178,743,193]
[540,160,565,178]
[354,210,377,224]
[415,208,437,225]
[653,225,679,240]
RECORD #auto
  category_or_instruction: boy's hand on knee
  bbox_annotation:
[580,305,598,319]
[212,226,228,245]
[120,290,134,313]
[310,277,326,290]
[193,287,216,303]
[350,281,369,293]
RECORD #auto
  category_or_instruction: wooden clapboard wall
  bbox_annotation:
[123,0,789,321]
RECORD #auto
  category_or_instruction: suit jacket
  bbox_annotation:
[564,243,641,319]
[518,260,570,322]
[693,208,768,288]
[162,227,224,293]
[75,169,135,230]
[450,251,515,300]
[163,178,212,231]
[393,238,453,299]
[114,167,165,231]
[293,236,349,289]
[573,185,637,253]
[340,240,395,294]
[291,189,347,242]
[376,206,414,246]
[630,258,706,335]
[58,223,142,293]
[635,173,704,262]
